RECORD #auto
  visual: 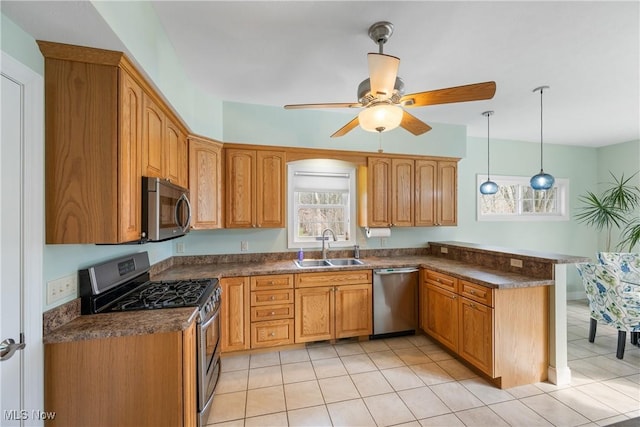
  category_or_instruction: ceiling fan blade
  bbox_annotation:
[401,81,496,108]
[400,110,432,136]
[368,53,400,100]
[284,102,361,110]
[331,116,360,138]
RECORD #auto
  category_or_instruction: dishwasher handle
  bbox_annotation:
[374,268,419,275]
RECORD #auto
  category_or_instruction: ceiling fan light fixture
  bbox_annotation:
[358,103,403,133]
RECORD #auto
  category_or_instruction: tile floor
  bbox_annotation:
[207,300,639,426]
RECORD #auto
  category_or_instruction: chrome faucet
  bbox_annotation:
[321,228,337,259]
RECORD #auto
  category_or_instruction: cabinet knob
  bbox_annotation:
[270,311,275,316]
[270,332,275,337]
[268,281,274,285]
[469,289,476,295]
[270,296,276,300]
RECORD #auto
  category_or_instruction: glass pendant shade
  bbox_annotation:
[479,110,498,195]
[358,103,403,133]
[530,86,554,190]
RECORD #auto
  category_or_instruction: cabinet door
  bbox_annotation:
[295,286,334,343]
[424,283,458,352]
[391,158,414,226]
[165,120,188,187]
[367,157,392,227]
[438,161,457,226]
[419,280,429,332]
[415,159,436,226]
[142,93,164,178]
[459,297,493,375]
[118,69,142,242]
[335,284,372,338]
[220,277,250,352]
[225,149,256,228]
[256,150,285,228]
[188,137,223,229]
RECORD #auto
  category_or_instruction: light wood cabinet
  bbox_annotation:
[45,322,196,427]
[225,148,286,228]
[366,157,414,227]
[415,160,457,226]
[249,274,294,348]
[188,135,223,229]
[165,119,188,187]
[220,276,250,352]
[420,269,548,388]
[294,271,372,343]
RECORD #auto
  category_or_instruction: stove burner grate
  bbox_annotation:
[108,279,214,312]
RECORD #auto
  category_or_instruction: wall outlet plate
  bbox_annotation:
[241,241,249,251]
[176,242,185,253]
[440,247,449,254]
[510,258,523,268]
[46,273,78,305]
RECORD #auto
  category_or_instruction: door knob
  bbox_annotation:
[1,338,25,361]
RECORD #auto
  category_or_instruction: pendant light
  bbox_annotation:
[479,110,498,195]
[530,85,555,190]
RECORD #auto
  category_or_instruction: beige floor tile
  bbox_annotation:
[206,419,245,427]
[575,382,640,413]
[381,366,425,391]
[489,400,553,426]
[215,369,248,395]
[393,422,421,427]
[360,339,391,353]
[244,411,288,427]
[317,375,359,403]
[368,349,406,369]
[326,398,376,426]
[410,362,454,385]
[460,377,515,405]
[281,361,316,384]
[595,414,635,427]
[398,386,451,419]
[454,406,510,427]
[284,380,325,410]
[312,356,348,378]
[384,336,415,349]
[550,386,623,421]
[571,357,629,381]
[419,413,464,426]
[589,355,640,376]
[279,348,310,364]
[364,392,416,426]
[287,405,333,427]
[393,346,432,365]
[417,346,453,361]
[249,351,280,368]
[504,383,545,399]
[430,382,484,412]
[436,358,477,381]
[351,370,394,397]
[208,391,247,424]
[221,354,250,372]
[406,334,435,347]
[602,376,640,399]
[247,365,283,389]
[334,342,364,356]
[521,393,590,426]
[340,353,377,374]
[245,385,286,418]
[307,345,338,360]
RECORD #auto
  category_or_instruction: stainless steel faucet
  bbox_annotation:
[321,228,337,259]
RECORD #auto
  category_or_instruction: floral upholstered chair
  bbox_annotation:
[597,252,640,291]
[575,262,640,359]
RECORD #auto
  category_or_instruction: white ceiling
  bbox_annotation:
[3,1,639,147]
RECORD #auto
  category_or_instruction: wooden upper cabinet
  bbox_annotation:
[142,93,164,179]
[188,135,223,229]
[225,148,285,228]
[366,157,414,227]
[415,159,458,226]
[166,120,188,188]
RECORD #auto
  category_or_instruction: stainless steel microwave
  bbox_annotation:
[142,177,191,242]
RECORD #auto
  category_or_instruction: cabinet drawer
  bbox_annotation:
[295,270,372,288]
[251,304,294,321]
[251,274,293,290]
[460,280,493,307]
[251,289,294,306]
[424,269,458,292]
[251,319,294,348]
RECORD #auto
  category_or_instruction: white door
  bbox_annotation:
[1,52,44,426]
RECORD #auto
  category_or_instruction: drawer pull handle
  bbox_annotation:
[470,289,476,295]
[270,296,276,300]
[270,332,275,337]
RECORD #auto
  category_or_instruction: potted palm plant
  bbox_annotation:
[575,172,640,251]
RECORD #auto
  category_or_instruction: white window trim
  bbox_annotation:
[476,174,570,222]
[287,159,357,249]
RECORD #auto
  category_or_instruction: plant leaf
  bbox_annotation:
[574,191,626,230]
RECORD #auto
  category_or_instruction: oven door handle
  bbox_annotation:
[199,303,220,329]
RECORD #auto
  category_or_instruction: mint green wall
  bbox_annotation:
[1,13,43,74]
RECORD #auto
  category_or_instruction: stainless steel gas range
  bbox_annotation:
[79,252,221,426]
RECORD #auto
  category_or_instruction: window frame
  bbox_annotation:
[476,174,570,222]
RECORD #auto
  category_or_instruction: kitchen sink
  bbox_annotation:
[293,258,364,268]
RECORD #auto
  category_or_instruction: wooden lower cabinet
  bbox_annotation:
[250,274,295,348]
[420,269,548,388]
[45,322,196,427]
[220,276,250,352]
[294,271,372,343]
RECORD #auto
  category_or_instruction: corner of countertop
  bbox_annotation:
[43,298,81,336]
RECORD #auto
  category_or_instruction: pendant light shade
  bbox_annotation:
[479,110,498,195]
[358,103,403,133]
[530,86,555,190]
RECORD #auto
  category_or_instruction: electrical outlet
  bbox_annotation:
[380,238,387,247]
[241,241,249,251]
[510,258,523,268]
[176,242,185,253]
[46,273,78,305]
[440,247,449,254]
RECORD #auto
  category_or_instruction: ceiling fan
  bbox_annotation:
[284,21,497,138]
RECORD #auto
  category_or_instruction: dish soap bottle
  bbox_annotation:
[298,248,304,261]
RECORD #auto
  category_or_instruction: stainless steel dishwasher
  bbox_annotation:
[372,267,419,338]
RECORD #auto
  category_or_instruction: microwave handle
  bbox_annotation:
[175,193,192,232]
